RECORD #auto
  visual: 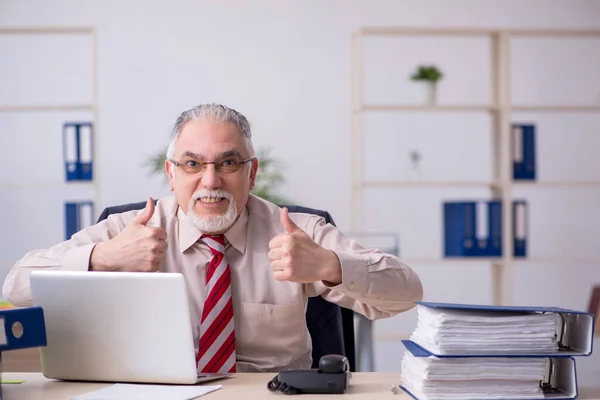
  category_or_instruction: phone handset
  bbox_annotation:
[267,354,351,395]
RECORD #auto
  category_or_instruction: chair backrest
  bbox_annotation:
[96,200,356,372]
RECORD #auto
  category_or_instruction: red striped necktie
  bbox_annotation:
[196,234,237,373]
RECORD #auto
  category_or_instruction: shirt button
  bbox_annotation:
[348,283,355,290]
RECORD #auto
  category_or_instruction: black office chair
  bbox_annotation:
[97,200,357,372]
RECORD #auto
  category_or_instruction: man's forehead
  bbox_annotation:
[180,148,244,160]
[175,120,246,154]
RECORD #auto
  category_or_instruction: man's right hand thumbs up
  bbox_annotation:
[90,197,168,272]
[131,197,156,226]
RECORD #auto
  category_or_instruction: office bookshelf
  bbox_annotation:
[350,27,600,309]
[0,26,99,275]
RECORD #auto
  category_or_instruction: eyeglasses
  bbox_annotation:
[169,157,255,175]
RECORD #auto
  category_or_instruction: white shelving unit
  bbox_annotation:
[0,26,100,211]
[351,27,600,306]
[350,27,600,371]
[0,27,99,274]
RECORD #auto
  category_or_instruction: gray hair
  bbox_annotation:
[166,103,255,159]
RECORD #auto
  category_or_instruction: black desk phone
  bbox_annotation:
[267,354,351,395]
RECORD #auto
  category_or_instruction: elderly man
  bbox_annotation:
[3,103,423,373]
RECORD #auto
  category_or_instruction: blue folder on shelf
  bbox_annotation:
[63,122,94,182]
[404,302,595,357]
[514,200,528,257]
[401,340,579,400]
[65,201,95,240]
[0,306,47,352]
[513,123,536,180]
[444,200,528,258]
[443,201,478,257]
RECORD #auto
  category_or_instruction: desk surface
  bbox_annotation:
[2,372,600,400]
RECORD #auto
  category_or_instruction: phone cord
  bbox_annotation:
[267,375,299,395]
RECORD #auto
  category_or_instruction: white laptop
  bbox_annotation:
[30,270,231,384]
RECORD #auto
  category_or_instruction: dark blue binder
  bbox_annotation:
[485,200,502,256]
[0,307,47,398]
[514,200,528,257]
[0,307,47,352]
[443,201,477,257]
[513,123,536,180]
[64,201,95,240]
[63,122,93,182]
[444,200,528,257]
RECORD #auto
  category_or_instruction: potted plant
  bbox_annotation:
[145,146,291,205]
[409,65,443,105]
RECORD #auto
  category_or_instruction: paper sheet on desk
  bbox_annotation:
[70,383,221,400]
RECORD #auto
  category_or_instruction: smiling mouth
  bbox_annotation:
[197,197,226,204]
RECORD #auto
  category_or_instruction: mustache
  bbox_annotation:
[192,189,233,201]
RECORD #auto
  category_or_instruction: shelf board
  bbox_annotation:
[401,257,504,264]
[357,105,600,113]
[0,182,95,189]
[357,104,497,113]
[0,27,94,35]
[0,104,94,112]
[512,105,600,112]
[508,29,600,37]
[514,257,600,264]
[513,180,600,188]
[358,27,600,38]
[357,181,499,189]
[359,27,496,36]
[400,257,600,265]
[354,180,600,189]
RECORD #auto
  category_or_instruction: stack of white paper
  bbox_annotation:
[400,304,562,400]
[401,351,549,400]
[410,305,562,355]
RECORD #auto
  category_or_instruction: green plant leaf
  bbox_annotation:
[409,65,444,82]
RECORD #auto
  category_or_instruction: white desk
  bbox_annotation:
[2,372,600,400]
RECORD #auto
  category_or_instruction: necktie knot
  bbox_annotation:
[201,234,225,256]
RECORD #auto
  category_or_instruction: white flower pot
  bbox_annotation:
[411,81,438,105]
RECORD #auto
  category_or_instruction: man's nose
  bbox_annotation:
[200,164,221,189]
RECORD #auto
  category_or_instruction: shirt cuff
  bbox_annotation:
[61,243,97,271]
[324,251,368,294]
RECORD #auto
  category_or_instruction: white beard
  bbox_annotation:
[187,189,238,234]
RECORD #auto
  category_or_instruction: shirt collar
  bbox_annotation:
[177,205,248,254]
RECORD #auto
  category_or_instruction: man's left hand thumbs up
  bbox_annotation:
[280,207,302,234]
[268,207,342,284]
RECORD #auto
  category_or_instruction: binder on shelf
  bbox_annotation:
[65,201,95,240]
[513,123,536,180]
[443,201,477,257]
[63,122,94,182]
[443,200,501,257]
[476,200,502,257]
[401,341,579,400]
[444,200,528,258]
[514,200,528,257]
[403,302,595,357]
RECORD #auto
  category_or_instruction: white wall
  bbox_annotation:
[1,0,600,377]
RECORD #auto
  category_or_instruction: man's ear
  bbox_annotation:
[165,160,175,192]
[249,158,259,190]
